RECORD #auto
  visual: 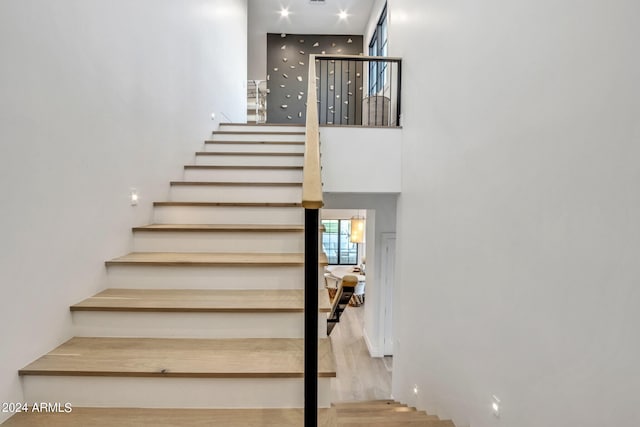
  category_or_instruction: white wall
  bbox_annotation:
[323,194,397,358]
[247,4,268,81]
[0,1,247,421]
[390,0,640,426]
[320,127,402,193]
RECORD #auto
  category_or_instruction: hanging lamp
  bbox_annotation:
[350,212,365,243]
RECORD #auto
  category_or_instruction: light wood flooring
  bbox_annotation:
[329,305,393,402]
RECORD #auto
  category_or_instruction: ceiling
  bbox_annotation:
[248,0,377,35]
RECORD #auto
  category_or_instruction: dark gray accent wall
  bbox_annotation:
[266,33,363,124]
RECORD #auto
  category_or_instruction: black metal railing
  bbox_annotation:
[315,55,402,127]
[304,208,319,426]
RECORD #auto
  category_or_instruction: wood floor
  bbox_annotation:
[329,305,393,402]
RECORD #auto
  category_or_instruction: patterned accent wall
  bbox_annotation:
[266,33,364,124]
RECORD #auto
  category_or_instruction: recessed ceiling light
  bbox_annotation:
[338,10,348,20]
[280,8,290,17]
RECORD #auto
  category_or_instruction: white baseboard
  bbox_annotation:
[363,327,383,357]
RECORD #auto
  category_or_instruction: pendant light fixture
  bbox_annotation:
[350,211,365,243]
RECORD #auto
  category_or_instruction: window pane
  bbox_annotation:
[321,220,338,264]
[339,220,358,265]
[321,219,359,265]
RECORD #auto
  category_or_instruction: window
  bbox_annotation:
[368,3,388,95]
[321,220,359,265]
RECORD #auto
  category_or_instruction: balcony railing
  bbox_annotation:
[315,55,402,127]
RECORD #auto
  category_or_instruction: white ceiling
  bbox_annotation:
[248,0,377,35]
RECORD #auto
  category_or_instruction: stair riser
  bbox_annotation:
[106,265,325,290]
[204,143,304,153]
[183,168,302,183]
[72,312,328,338]
[169,185,301,203]
[133,231,304,253]
[195,154,303,167]
[22,377,331,408]
[210,133,304,142]
[219,125,305,133]
[153,206,304,225]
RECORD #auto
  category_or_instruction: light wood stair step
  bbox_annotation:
[153,201,301,207]
[1,408,336,427]
[169,181,301,186]
[333,399,399,407]
[336,405,419,414]
[333,400,455,427]
[211,131,305,136]
[184,165,303,170]
[196,151,303,156]
[132,223,306,232]
[205,140,304,145]
[105,252,328,267]
[220,123,304,127]
[71,289,331,313]
[19,337,336,378]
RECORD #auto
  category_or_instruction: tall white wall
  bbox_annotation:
[389,0,640,426]
[0,1,247,421]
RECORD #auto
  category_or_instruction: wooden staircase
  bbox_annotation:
[14,124,332,409]
[5,123,455,426]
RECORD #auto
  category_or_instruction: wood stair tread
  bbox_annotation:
[332,399,399,407]
[133,224,305,232]
[195,151,303,156]
[2,404,448,426]
[336,406,419,414]
[71,289,332,313]
[333,401,455,427]
[153,201,302,207]
[169,181,301,186]
[1,408,336,427]
[338,422,447,427]
[105,252,328,266]
[211,131,305,135]
[220,123,304,127]
[184,165,303,170]
[205,140,305,145]
[18,337,336,378]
